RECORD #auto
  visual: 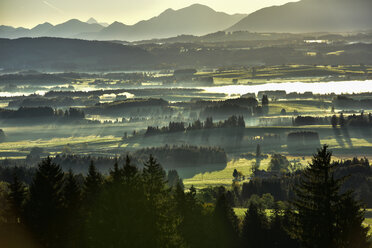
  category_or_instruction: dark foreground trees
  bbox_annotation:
[1,147,371,248]
[293,145,370,248]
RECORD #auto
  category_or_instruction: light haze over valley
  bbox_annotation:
[0,0,372,247]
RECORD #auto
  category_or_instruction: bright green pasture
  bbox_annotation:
[183,157,274,189]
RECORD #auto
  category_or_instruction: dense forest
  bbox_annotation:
[0,146,370,248]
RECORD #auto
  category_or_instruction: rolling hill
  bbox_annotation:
[228,0,372,33]
[0,37,155,71]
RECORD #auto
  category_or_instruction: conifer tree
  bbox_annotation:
[142,155,182,247]
[174,184,209,248]
[63,169,81,210]
[109,157,122,184]
[336,193,370,248]
[331,114,338,128]
[143,154,167,198]
[84,160,103,203]
[213,193,239,248]
[293,145,340,247]
[241,202,268,248]
[85,158,149,248]
[262,95,269,105]
[24,157,64,246]
[256,144,261,158]
[167,169,183,189]
[122,155,138,183]
[62,169,82,248]
[8,173,27,223]
[339,113,346,127]
[268,204,298,248]
[293,145,370,248]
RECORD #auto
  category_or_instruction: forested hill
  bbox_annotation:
[1,37,372,71]
[0,37,154,71]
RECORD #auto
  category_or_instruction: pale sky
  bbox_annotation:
[0,0,297,28]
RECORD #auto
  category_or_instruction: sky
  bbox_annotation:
[0,0,297,28]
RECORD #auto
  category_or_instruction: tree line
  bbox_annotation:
[145,115,245,136]
[0,107,85,120]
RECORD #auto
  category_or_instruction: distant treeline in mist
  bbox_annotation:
[333,96,372,110]
[132,145,227,169]
[8,96,100,108]
[145,115,245,136]
[0,107,85,120]
[2,145,228,173]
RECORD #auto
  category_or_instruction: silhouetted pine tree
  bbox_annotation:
[268,204,298,248]
[142,154,182,247]
[293,145,340,247]
[85,158,148,248]
[293,145,370,248]
[62,169,82,248]
[167,169,184,189]
[143,154,167,199]
[331,115,338,128]
[339,113,346,127]
[24,157,64,247]
[262,95,269,105]
[109,157,122,184]
[335,193,370,248]
[84,160,103,203]
[8,173,27,223]
[241,202,268,248]
[63,169,81,210]
[86,155,182,248]
[256,144,261,158]
[122,155,138,183]
[174,184,209,248]
[212,193,239,248]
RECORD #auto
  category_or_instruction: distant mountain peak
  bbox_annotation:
[32,22,53,29]
[162,8,174,14]
[159,4,215,17]
[187,3,214,10]
[86,18,98,24]
[108,21,127,28]
[64,19,83,25]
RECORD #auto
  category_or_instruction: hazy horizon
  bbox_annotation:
[0,0,298,28]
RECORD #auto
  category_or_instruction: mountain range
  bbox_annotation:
[0,4,246,41]
[0,0,371,42]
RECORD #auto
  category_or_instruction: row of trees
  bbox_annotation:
[133,145,227,169]
[145,115,245,136]
[332,112,372,128]
[0,107,85,119]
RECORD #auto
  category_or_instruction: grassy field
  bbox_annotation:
[183,152,367,189]
[184,158,258,188]
[183,155,307,189]
[0,135,121,159]
[268,100,332,115]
